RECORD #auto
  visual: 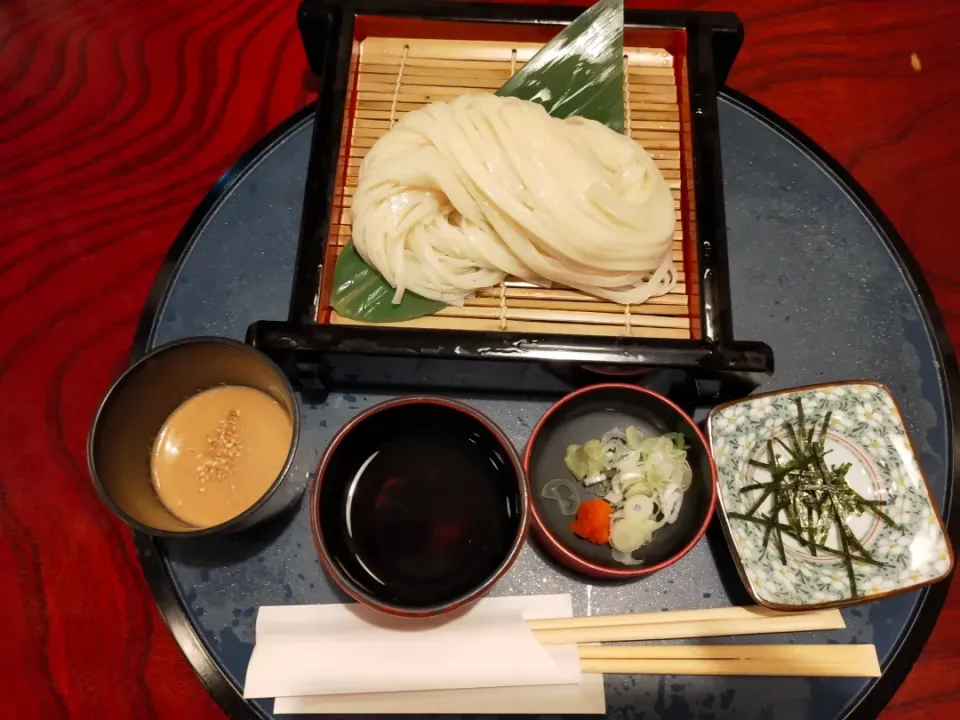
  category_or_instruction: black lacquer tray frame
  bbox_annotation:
[130,88,959,720]
[245,0,775,406]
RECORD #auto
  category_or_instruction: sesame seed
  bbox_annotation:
[193,408,244,487]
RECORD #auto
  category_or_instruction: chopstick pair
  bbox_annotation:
[524,605,881,678]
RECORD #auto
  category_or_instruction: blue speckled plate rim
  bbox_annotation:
[128,89,959,720]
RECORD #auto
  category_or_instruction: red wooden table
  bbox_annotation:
[2,0,959,717]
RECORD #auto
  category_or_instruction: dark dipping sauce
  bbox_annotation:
[315,401,524,611]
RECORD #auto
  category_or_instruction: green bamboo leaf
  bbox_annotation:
[330,0,625,322]
[495,0,624,129]
[330,241,445,322]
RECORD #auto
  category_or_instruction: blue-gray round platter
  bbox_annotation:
[132,89,959,720]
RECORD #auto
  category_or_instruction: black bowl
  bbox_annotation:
[311,397,528,617]
[88,337,301,537]
[525,384,716,579]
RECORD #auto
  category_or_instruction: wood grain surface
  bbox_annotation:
[1,0,958,717]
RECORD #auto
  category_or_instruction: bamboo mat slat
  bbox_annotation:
[320,36,696,340]
[360,37,674,67]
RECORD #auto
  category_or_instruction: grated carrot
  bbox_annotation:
[569,498,613,544]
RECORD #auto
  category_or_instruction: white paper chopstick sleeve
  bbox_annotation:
[243,597,582,698]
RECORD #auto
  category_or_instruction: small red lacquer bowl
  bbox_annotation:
[524,384,717,580]
[311,396,529,618]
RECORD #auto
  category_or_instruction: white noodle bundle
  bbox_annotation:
[351,94,677,306]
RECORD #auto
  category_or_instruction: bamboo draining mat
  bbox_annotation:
[324,36,694,340]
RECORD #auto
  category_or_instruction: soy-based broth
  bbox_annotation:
[150,386,293,528]
[344,429,515,600]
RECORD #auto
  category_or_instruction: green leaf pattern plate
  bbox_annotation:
[708,381,953,609]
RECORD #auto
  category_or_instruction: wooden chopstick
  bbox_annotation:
[529,607,845,645]
[526,605,834,631]
[577,644,877,664]
[579,656,881,678]
[576,639,881,678]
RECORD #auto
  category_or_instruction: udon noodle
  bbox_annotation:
[351,94,677,306]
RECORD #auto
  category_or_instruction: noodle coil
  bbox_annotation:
[351,93,677,305]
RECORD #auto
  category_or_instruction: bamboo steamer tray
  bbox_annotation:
[249,0,774,402]
[321,36,695,340]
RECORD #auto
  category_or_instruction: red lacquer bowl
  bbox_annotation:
[311,396,529,617]
[525,384,717,579]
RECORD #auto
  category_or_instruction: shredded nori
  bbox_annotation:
[731,398,901,599]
